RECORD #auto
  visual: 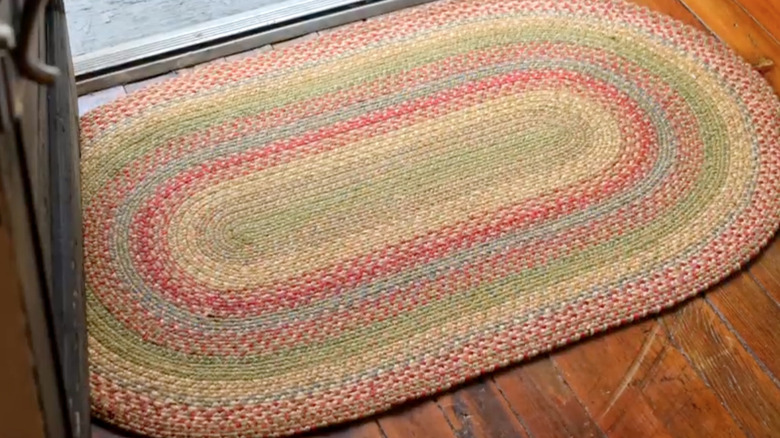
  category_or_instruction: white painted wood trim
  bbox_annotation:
[73,0,362,76]
[75,0,435,94]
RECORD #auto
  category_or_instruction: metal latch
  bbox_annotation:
[0,22,15,132]
[16,0,59,84]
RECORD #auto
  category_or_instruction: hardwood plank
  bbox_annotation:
[707,273,780,380]
[630,0,705,28]
[77,86,126,116]
[555,321,656,411]
[554,318,745,437]
[748,237,780,303]
[377,400,456,438]
[626,321,745,438]
[553,321,672,437]
[663,297,780,437]
[94,420,385,438]
[731,0,780,44]
[123,71,178,94]
[79,4,780,438]
[679,0,780,88]
[436,379,530,438]
[493,357,603,438]
[308,420,385,438]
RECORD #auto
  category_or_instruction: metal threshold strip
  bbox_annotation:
[75,0,434,95]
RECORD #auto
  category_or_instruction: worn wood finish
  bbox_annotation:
[86,0,780,436]
[0,54,67,438]
[376,401,456,438]
[307,420,385,438]
[731,0,780,48]
[19,3,51,288]
[47,1,91,436]
[73,0,435,94]
[556,319,746,437]
[0,0,79,437]
[663,298,780,437]
[436,380,530,438]
[493,358,603,438]
[65,0,290,56]
[748,237,780,303]
[706,274,780,380]
[680,0,780,87]
[631,0,703,27]
[0,170,47,438]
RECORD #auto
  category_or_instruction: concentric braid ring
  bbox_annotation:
[80,0,780,437]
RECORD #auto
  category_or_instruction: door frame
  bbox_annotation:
[9,1,447,436]
[45,1,89,436]
[0,0,83,435]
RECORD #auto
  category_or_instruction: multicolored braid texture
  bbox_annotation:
[80,0,780,436]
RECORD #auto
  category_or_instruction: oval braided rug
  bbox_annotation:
[81,0,780,436]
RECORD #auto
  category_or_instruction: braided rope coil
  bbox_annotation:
[80,0,780,436]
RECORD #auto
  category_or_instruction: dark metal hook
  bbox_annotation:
[17,0,59,84]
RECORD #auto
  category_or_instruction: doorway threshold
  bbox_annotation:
[74,0,434,95]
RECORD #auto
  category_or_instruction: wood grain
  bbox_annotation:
[554,321,674,437]
[377,401,456,438]
[554,318,745,437]
[631,0,705,28]
[493,357,603,438]
[663,298,780,437]
[706,274,780,380]
[731,0,780,47]
[48,2,92,434]
[65,0,287,56]
[0,205,47,438]
[748,237,780,303]
[679,0,780,87]
[436,380,530,438]
[308,420,385,438]
[81,1,780,437]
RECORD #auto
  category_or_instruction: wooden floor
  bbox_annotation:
[85,0,780,437]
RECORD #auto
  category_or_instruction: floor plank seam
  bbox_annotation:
[703,293,780,388]
[489,376,535,438]
[657,317,755,438]
[77,2,780,436]
[375,420,390,438]
[730,0,780,46]
[676,0,721,37]
[434,399,462,438]
[547,357,609,438]
[746,269,780,308]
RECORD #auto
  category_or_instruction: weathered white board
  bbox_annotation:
[64,0,284,57]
